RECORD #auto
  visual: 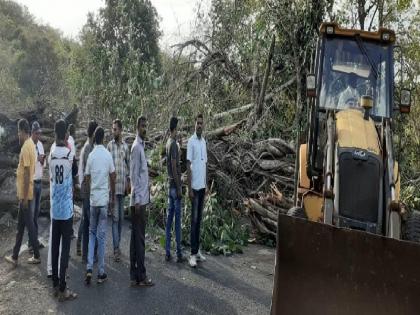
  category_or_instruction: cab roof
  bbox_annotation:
[320,22,396,44]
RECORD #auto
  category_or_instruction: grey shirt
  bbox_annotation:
[130,136,150,206]
[166,138,181,189]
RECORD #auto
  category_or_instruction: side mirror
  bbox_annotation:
[400,89,411,114]
[306,74,316,98]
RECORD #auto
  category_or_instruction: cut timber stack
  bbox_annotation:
[245,184,294,237]
[207,135,295,238]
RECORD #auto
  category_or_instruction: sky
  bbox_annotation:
[14,0,207,47]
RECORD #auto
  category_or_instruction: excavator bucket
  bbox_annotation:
[271,214,420,315]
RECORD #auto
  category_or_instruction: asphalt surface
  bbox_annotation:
[0,215,274,315]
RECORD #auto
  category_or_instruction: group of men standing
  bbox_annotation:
[4,113,209,301]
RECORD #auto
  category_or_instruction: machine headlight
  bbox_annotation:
[306,74,316,97]
[326,26,334,35]
[382,32,390,41]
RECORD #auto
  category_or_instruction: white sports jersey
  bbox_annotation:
[49,145,74,220]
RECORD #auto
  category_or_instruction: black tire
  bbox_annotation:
[403,210,420,243]
[287,207,308,219]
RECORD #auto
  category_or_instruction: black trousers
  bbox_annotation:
[12,200,40,260]
[191,189,205,255]
[52,217,73,292]
[130,205,146,282]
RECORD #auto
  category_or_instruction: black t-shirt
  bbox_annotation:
[166,138,181,189]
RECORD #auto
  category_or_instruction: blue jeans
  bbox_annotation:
[165,188,182,257]
[112,195,124,251]
[87,206,107,276]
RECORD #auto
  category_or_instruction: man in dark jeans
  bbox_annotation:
[129,116,154,287]
[5,119,40,266]
[49,119,77,301]
[187,114,208,268]
[165,117,185,263]
[29,121,45,252]
[78,121,98,261]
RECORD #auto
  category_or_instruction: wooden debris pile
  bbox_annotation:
[245,184,293,237]
[205,133,295,237]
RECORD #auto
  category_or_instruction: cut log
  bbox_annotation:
[247,198,278,222]
[261,138,295,154]
[206,120,246,140]
[258,160,294,173]
[260,216,277,230]
[214,104,254,120]
[250,214,276,237]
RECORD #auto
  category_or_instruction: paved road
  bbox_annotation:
[0,215,274,315]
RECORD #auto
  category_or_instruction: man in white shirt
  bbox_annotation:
[48,119,77,301]
[187,114,208,268]
[84,127,116,285]
[29,121,45,252]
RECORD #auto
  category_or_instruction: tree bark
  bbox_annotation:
[255,35,276,119]
[214,104,254,120]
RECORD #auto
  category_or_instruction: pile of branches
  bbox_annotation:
[193,121,296,238]
[245,184,293,237]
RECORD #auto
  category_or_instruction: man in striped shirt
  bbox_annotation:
[107,119,130,262]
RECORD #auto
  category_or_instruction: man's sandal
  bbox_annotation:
[138,277,154,287]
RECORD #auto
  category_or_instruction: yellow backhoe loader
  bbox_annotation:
[271,23,420,315]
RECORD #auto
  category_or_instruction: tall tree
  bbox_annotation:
[78,0,161,123]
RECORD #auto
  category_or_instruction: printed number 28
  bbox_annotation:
[55,165,64,184]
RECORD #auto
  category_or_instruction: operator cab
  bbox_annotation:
[318,35,393,119]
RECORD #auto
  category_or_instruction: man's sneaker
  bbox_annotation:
[165,254,172,262]
[197,251,206,262]
[97,273,108,284]
[85,269,92,285]
[27,256,41,264]
[189,255,197,268]
[5,255,17,267]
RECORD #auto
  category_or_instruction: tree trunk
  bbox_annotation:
[255,35,276,119]
[378,0,384,27]
[357,0,367,30]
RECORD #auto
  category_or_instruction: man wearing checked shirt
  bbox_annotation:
[107,119,130,262]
